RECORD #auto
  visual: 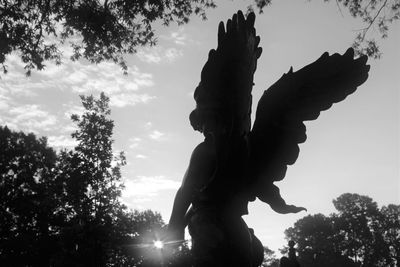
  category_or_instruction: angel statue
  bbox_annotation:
[166,10,370,267]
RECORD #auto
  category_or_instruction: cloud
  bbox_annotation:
[149,130,165,140]
[1,36,157,104]
[122,176,180,199]
[110,93,154,108]
[165,48,183,61]
[47,135,77,149]
[0,43,158,149]
[144,121,153,129]
[67,63,151,87]
[136,47,183,64]
[2,51,156,108]
[0,53,66,94]
[170,30,187,45]
[129,137,142,149]
[0,94,11,111]
[136,50,162,64]
[66,71,88,84]
[160,28,189,46]
[3,104,58,133]
[63,103,85,119]
[135,154,147,159]
[61,63,155,108]
[0,82,62,134]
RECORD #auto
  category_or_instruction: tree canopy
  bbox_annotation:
[0,126,60,266]
[0,93,172,266]
[0,0,398,75]
[0,0,216,75]
[284,193,400,267]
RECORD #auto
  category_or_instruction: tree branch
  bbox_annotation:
[360,0,389,41]
[335,0,344,17]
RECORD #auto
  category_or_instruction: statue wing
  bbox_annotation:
[190,11,262,136]
[189,11,263,200]
[249,48,370,213]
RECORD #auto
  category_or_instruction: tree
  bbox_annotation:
[284,214,355,267]
[0,126,63,266]
[69,92,126,222]
[51,93,172,266]
[320,0,400,59]
[333,193,389,266]
[52,92,131,266]
[0,94,168,266]
[106,209,166,267]
[1,0,397,76]
[380,204,400,266]
[284,193,398,266]
[262,246,280,267]
[0,0,216,75]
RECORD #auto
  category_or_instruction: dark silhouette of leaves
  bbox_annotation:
[0,93,167,266]
[284,193,399,266]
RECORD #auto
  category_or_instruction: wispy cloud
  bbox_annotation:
[0,77,67,135]
[60,63,156,108]
[149,130,165,141]
[136,47,183,64]
[129,137,142,149]
[47,135,77,149]
[165,48,183,61]
[160,28,189,46]
[1,51,156,109]
[136,50,162,64]
[0,94,11,111]
[135,154,148,159]
[110,93,154,108]
[170,30,187,45]
[3,104,58,133]
[0,54,67,94]
[63,103,85,119]
[67,63,152,93]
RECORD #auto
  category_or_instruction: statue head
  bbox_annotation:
[189,105,231,138]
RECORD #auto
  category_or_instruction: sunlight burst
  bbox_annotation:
[153,240,164,249]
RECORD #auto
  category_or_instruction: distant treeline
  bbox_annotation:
[262,193,399,267]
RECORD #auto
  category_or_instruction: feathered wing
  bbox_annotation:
[189,11,262,198]
[249,48,370,213]
[190,11,262,137]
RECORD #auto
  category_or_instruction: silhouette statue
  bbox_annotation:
[167,10,370,267]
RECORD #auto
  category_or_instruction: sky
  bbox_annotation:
[0,0,399,254]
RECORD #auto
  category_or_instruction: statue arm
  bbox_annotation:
[167,140,216,239]
[168,172,192,240]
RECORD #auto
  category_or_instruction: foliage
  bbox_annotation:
[0,0,216,75]
[258,0,398,59]
[262,246,280,267]
[284,214,359,266]
[0,93,167,266]
[380,204,400,265]
[284,193,400,267]
[1,0,397,76]
[0,126,61,266]
[322,0,400,59]
[53,92,132,266]
[332,193,388,266]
